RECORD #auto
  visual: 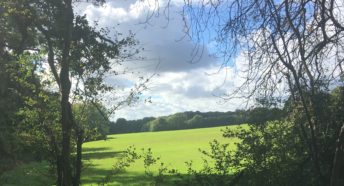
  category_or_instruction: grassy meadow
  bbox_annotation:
[0,125,242,186]
[82,125,241,185]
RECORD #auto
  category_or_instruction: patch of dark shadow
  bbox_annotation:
[81,168,185,186]
[81,167,114,185]
[106,136,117,140]
[82,164,236,186]
[82,147,111,153]
[83,150,125,160]
[81,167,153,185]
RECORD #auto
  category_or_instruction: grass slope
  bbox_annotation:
[0,125,241,186]
[82,125,240,185]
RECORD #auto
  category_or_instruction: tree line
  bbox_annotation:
[110,107,285,134]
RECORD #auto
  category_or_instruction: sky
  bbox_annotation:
[76,0,248,120]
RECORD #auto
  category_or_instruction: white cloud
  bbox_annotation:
[75,0,247,120]
[110,63,249,120]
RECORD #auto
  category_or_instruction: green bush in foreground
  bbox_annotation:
[102,120,314,186]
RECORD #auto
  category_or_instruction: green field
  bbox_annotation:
[82,125,240,185]
[0,125,241,186]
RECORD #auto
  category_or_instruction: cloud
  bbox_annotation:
[80,1,217,72]
[112,64,248,120]
[81,0,158,23]
[76,0,247,120]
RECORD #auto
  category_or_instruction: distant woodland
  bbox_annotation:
[109,107,285,134]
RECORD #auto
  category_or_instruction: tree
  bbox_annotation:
[145,118,168,131]
[183,0,344,185]
[73,103,110,142]
[110,118,128,134]
[0,55,29,172]
[0,0,149,185]
[186,114,204,128]
[247,107,285,125]
[0,10,45,170]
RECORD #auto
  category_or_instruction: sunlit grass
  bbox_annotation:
[0,125,243,186]
[82,125,242,185]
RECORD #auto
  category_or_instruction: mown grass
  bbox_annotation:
[0,125,242,186]
[82,125,241,185]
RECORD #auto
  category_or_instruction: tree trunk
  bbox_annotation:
[74,128,83,186]
[56,155,62,186]
[60,89,72,186]
[330,123,344,186]
[59,0,74,185]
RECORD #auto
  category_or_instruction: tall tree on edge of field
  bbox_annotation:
[182,0,344,185]
[0,0,150,185]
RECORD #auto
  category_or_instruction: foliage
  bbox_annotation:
[177,140,236,186]
[0,52,46,172]
[182,0,344,184]
[185,88,344,186]
[110,109,284,134]
[0,0,42,172]
[73,103,110,141]
[102,120,316,186]
[224,121,311,185]
[169,88,344,186]
[0,0,146,185]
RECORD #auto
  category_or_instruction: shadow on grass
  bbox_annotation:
[81,165,181,186]
[81,166,148,185]
[82,163,237,186]
[106,136,117,140]
[0,161,55,186]
[82,147,111,153]
[83,150,125,160]
[80,148,184,185]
